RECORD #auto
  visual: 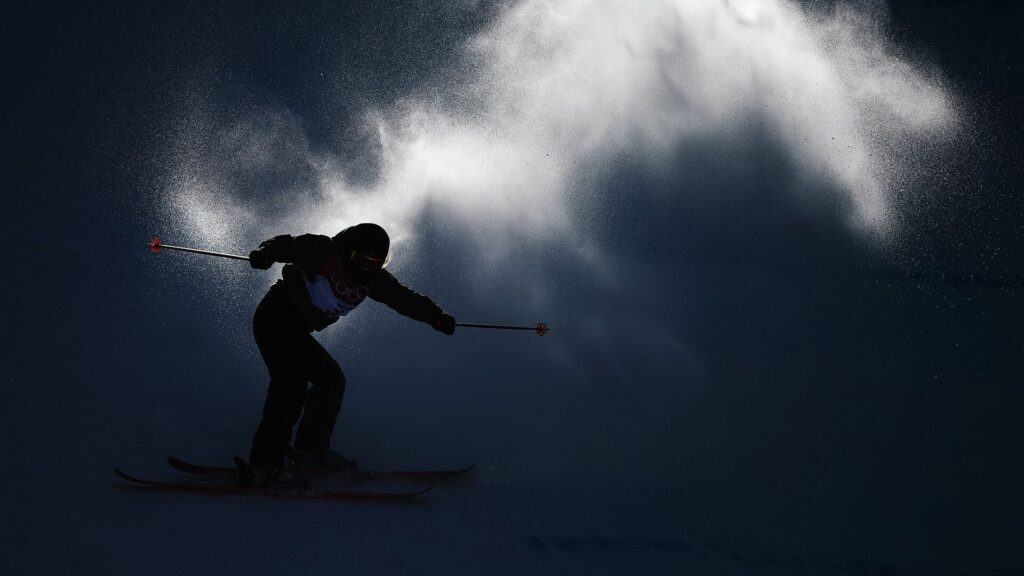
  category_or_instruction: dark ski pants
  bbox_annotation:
[249,289,346,469]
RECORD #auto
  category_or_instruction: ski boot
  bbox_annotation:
[289,447,358,472]
[238,458,310,490]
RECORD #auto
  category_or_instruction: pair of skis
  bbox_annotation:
[114,457,475,502]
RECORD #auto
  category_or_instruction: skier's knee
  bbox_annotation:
[321,362,346,400]
[323,359,345,386]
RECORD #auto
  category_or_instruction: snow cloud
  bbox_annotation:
[163,0,959,260]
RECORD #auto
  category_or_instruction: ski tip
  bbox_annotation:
[113,467,140,483]
[167,455,207,474]
[371,484,435,499]
[437,462,476,479]
[437,463,476,478]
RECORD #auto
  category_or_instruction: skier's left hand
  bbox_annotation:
[248,249,274,270]
[433,313,456,336]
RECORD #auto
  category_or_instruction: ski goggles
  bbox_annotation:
[350,250,387,271]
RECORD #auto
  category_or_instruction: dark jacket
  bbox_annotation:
[257,234,444,332]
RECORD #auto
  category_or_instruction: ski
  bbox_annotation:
[167,456,476,482]
[114,468,433,502]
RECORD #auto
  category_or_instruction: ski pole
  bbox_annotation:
[456,322,550,336]
[148,238,250,261]
[149,238,550,335]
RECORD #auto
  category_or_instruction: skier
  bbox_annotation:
[244,222,455,488]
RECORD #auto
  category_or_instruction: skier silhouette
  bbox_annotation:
[244,223,455,488]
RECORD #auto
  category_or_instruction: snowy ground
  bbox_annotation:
[3,211,1020,575]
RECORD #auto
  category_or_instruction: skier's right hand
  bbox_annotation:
[248,249,274,270]
[433,312,456,336]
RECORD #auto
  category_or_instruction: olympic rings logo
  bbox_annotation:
[331,273,369,303]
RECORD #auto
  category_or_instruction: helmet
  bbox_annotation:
[333,223,390,271]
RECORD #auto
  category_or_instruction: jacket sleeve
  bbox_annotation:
[258,234,335,274]
[369,270,444,325]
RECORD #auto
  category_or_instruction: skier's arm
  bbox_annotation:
[249,234,333,271]
[369,270,455,334]
[249,235,292,269]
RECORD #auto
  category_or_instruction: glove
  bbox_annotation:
[432,313,456,336]
[248,248,274,270]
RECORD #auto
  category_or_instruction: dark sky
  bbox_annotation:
[3,1,1022,575]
